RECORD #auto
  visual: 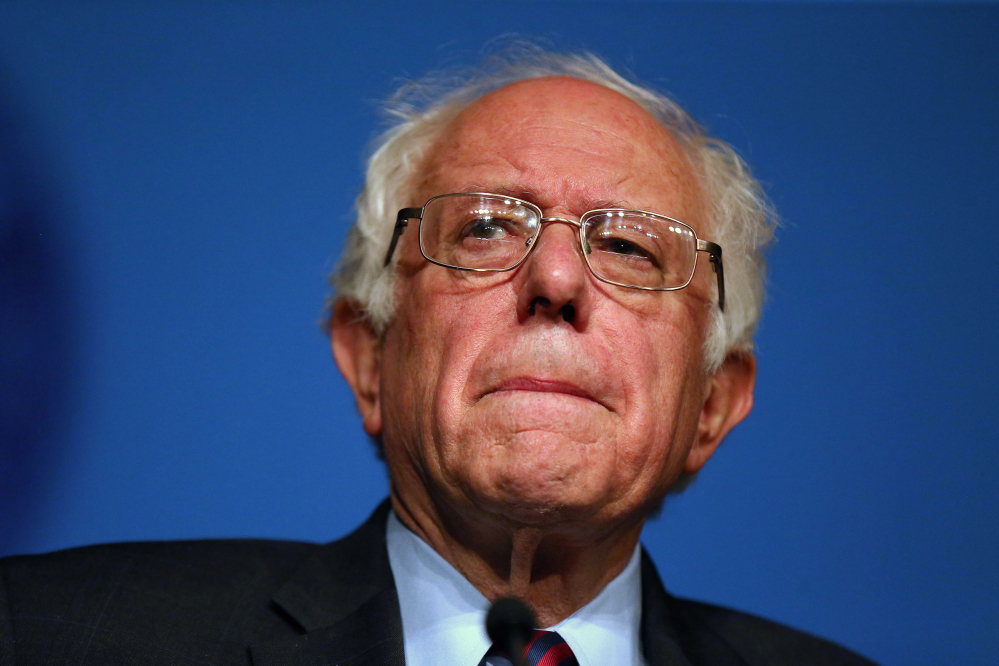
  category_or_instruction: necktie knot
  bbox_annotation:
[479,629,579,666]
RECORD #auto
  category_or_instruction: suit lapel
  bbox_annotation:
[250,588,404,666]
[640,551,749,666]
[641,550,696,666]
[251,501,405,666]
[252,503,749,666]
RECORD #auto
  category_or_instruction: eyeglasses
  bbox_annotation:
[383,192,725,310]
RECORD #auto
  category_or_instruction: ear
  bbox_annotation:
[684,351,757,474]
[330,298,383,438]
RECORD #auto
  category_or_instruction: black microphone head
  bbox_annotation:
[486,596,536,647]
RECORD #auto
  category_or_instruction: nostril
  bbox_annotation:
[560,302,576,323]
[528,296,551,316]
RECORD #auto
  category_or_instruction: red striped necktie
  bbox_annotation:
[478,629,580,666]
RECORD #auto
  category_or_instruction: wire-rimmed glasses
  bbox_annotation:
[383,192,725,310]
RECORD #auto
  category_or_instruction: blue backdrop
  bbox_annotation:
[0,3,996,665]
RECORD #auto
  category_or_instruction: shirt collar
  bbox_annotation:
[386,510,645,666]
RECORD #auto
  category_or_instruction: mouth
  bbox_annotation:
[483,377,608,409]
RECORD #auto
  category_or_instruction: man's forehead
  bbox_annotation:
[450,77,675,152]
[467,77,659,125]
[415,76,706,223]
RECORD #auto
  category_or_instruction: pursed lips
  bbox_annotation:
[482,377,611,411]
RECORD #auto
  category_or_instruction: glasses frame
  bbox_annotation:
[383,192,725,310]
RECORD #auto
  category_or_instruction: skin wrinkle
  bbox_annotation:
[450,181,640,216]
[411,216,706,318]
[420,103,701,222]
[333,76,756,626]
[422,80,688,580]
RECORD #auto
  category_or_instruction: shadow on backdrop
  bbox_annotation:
[0,67,76,556]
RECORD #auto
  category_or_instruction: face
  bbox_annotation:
[336,77,749,539]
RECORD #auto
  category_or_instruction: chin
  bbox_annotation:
[476,496,593,529]
[464,467,613,528]
[439,429,633,527]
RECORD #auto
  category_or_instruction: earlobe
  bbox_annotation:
[684,351,757,474]
[330,299,383,438]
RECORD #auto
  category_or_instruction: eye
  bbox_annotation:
[589,234,660,267]
[466,217,509,240]
[598,237,651,258]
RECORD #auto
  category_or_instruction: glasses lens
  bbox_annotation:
[420,194,540,270]
[582,211,697,289]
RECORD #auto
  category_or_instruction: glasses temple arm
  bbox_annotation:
[697,239,725,311]
[383,208,423,267]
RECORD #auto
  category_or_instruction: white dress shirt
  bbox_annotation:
[386,510,646,666]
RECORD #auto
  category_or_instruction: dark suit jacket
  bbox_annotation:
[0,502,876,665]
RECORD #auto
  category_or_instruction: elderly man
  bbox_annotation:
[0,49,876,666]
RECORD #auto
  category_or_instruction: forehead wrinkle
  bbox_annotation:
[441,101,676,170]
[417,84,706,226]
[518,116,669,158]
[482,122,695,209]
[492,164,693,220]
[494,124,660,176]
[422,151,690,219]
[418,147,635,210]
[501,120,706,226]
[443,136,679,209]
[416,152,519,199]
[484,183,644,217]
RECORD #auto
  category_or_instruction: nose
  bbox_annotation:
[515,217,591,329]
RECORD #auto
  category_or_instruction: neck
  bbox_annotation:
[390,488,644,627]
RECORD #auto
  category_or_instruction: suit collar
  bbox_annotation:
[251,500,405,665]
[641,550,749,666]
[641,550,696,666]
[251,501,746,666]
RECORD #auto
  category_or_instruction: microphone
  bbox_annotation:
[485,597,536,666]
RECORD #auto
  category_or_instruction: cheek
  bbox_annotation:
[604,306,707,484]
[424,291,515,452]
[379,278,445,459]
[382,274,514,452]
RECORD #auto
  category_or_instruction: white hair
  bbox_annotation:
[328,44,776,374]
